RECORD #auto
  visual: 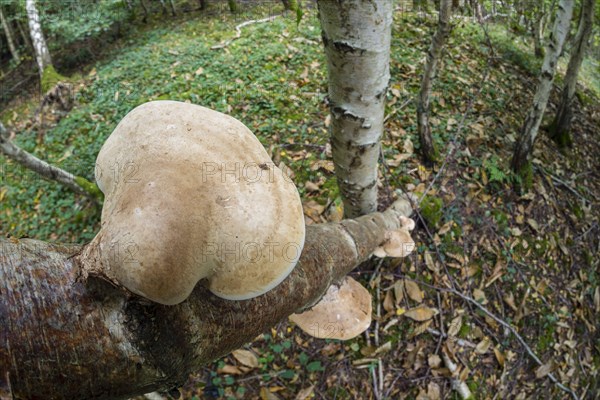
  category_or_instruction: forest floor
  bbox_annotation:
[1,3,599,400]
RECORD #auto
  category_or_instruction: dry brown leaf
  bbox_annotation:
[428,354,442,369]
[232,349,258,368]
[218,364,243,375]
[383,289,395,312]
[304,181,320,192]
[493,347,505,368]
[475,337,491,354]
[404,280,423,303]
[260,387,282,400]
[411,320,433,337]
[473,288,487,305]
[535,361,554,379]
[393,280,405,305]
[294,385,315,400]
[447,315,462,337]
[404,306,437,322]
[425,252,439,274]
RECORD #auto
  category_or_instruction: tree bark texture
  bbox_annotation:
[0,6,20,64]
[0,198,413,399]
[318,0,393,218]
[511,0,574,174]
[25,0,52,76]
[0,123,100,201]
[549,0,595,147]
[417,0,452,165]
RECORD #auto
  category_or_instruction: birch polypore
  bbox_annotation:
[86,101,305,305]
[290,276,372,340]
[318,0,393,218]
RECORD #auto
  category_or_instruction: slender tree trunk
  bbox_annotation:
[0,196,412,399]
[549,0,595,147]
[168,0,176,15]
[417,0,452,165]
[281,0,298,11]
[0,6,20,64]
[17,18,32,51]
[25,0,52,77]
[198,0,207,10]
[317,0,393,218]
[0,123,101,201]
[227,0,237,13]
[139,0,149,22]
[511,0,574,180]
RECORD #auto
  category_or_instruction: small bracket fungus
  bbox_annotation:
[373,216,416,258]
[290,277,372,340]
[92,101,305,305]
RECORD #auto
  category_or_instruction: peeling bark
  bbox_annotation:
[0,6,20,64]
[0,198,412,399]
[549,0,595,147]
[25,0,52,76]
[417,0,452,165]
[511,0,574,175]
[0,123,101,201]
[317,0,393,218]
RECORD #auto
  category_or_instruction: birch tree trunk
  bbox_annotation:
[510,0,574,180]
[25,0,52,77]
[417,0,452,165]
[0,6,20,64]
[317,0,393,218]
[0,196,413,400]
[549,0,595,147]
[0,123,101,201]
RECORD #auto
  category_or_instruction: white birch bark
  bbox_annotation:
[25,0,52,76]
[0,6,20,63]
[417,0,452,164]
[511,0,574,174]
[549,0,595,146]
[317,0,393,218]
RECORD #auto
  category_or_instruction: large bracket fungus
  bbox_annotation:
[86,101,305,305]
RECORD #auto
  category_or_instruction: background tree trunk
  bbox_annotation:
[417,0,452,165]
[0,6,20,64]
[510,0,574,181]
[0,123,101,201]
[549,0,595,147]
[227,0,237,13]
[0,197,412,399]
[532,0,547,58]
[317,0,393,218]
[25,0,52,77]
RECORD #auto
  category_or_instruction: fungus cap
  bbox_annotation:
[94,101,305,305]
[373,216,415,258]
[290,277,372,340]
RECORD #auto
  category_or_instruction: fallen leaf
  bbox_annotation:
[294,385,314,400]
[404,306,437,322]
[535,361,554,379]
[404,280,423,303]
[232,349,258,368]
[428,354,442,369]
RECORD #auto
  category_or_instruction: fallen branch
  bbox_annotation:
[211,15,279,50]
[0,122,101,202]
[0,196,413,399]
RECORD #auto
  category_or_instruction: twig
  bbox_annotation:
[451,288,580,399]
[441,349,473,400]
[211,15,279,50]
[403,275,580,399]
